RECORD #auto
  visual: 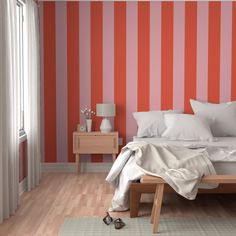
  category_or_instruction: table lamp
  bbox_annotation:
[96,103,116,133]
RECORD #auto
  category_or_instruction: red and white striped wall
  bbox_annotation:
[39,1,236,163]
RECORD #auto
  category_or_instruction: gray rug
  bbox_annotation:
[59,217,236,236]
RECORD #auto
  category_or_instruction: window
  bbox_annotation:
[16,0,26,136]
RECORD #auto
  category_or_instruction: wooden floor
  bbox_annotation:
[0,173,236,236]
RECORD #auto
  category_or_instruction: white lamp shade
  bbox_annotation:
[96,103,116,117]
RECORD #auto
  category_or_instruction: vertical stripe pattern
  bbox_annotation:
[173,1,185,110]
[103,2,114,104]
[184,2,197,113]
[79,2,91,163]
[43,2,56,162]
[220,2,232,102]
[114,2,126,145]
[208,2,221,103]
[91,2,103,162]
[196,1,209,101]
[79,2,91,126]
[56,2,67,162]
[161,2,174,110]
[40,1,236,163]
[150,1,161,111]
[103,2,115,160]
[126,1,137,142]
[138,2,150,111]
[67,2,80,163]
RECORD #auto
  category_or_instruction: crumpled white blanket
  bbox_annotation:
[106,142,217,211]
[204,146,236,162]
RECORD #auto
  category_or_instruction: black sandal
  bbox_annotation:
[103,212,113,225]
[114,218,126,230]
[103,212,126,230]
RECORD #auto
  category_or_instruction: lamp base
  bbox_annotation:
[100,118,112,133]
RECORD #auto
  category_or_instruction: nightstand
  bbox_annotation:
[73,131,119,173]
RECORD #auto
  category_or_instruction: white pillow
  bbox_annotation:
[190,99,236,137]
[133,110,182,138]
[162,114,214,141]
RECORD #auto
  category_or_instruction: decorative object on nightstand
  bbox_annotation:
[73,131,119,173]
[81,108,95,132]
[96,103,116,133]
[86,119,92,132]
[77,124,86,132]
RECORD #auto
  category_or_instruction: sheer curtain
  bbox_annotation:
[25,0,41,191]
[0,0,19,223]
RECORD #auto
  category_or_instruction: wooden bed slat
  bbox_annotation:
[141,175,236,184]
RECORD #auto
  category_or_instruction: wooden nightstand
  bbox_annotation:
[73,131,119,173]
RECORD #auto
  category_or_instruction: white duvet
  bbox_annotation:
[106,141,236,212]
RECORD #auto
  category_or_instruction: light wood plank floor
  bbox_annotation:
[0,173,236,236]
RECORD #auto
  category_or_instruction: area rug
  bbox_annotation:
[59,216,236,236]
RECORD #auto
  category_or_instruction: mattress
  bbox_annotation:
[133,136,236,175]
[133,136,236,148]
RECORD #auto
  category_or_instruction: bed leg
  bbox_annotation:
[150,186,158,223]
[152,183,164,233]
[130,187,142,218]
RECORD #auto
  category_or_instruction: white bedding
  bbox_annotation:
[133,136,236,163]
[106,137,236,211]
[106,142,216,211]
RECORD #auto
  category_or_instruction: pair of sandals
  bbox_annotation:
[103,212,126,230]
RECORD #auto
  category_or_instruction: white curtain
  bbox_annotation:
[25,0,41,191]
[0,0,20,223]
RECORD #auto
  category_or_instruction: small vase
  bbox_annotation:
[86,119,92,132]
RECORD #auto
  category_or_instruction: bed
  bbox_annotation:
[106,101,236,214]
[106,137,236,213]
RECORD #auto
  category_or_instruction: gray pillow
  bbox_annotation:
[190,99,236,137]
[133,110,182,138]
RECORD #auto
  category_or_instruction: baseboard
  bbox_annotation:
[41,162,113,173]
[19,162,110,194]
[19,178,27,196]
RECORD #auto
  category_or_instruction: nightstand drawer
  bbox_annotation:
[73,132,118,154]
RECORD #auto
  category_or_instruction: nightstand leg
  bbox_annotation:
[76,154,80,173]
[112,154,116,162]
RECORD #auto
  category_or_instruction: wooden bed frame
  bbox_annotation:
[130,177,236,218]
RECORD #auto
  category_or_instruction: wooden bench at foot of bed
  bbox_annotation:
[130,177,236,218]
[139,175,236,234]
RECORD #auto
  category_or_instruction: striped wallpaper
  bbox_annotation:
[40,1,236,163]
